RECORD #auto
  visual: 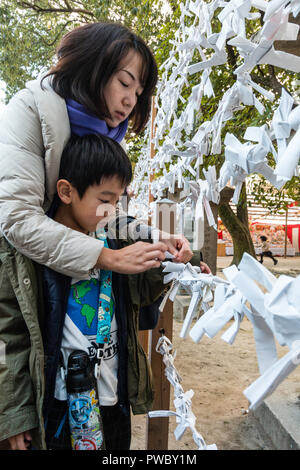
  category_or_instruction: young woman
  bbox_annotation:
[0,22,209,450]
[0,22,191,279]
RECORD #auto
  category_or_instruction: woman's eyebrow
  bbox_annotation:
[121,69,136,81]
[121,69,143,89]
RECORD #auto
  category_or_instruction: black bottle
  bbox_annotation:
[66,350,105,450]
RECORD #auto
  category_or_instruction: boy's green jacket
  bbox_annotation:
[0,235,201,449]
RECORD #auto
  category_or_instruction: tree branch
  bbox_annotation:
[36,20,73,47]
[225,43,237,68]
[17,0,95,17]
[267,64,285,96]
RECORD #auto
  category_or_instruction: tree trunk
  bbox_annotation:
[201,201,218,275]
[200,187,235,275]
[218,183,256,266]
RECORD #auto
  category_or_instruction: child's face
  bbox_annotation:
[103,50,144,128]
[68,175,125,233]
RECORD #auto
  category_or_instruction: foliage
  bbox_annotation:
[0,0,167,100]
[249,174,300,216]
[149,3,300,262]
[1,0,300,225]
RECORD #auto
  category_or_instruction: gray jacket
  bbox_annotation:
[0,78,106,279]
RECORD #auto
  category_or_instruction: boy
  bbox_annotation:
[41,133,170,450]
[259,235,278,266]
[2,133,202,450]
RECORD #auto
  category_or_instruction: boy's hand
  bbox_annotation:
[200,261,211,274]
[8,430,32,450]
[96,241,168,274]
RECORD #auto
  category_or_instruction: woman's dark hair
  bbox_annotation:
[42,22,158,134]
[260,236,267,241]
[59,133,132,198]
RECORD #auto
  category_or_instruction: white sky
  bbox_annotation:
[162,0,172,14]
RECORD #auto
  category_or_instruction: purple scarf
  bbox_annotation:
[66,98,128,143]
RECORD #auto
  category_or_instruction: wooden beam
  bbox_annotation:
[146,299,174,450]
[274,38,300,56]
[146,200,176,450]
[274,12,300,57]
[148,96,157,223]
[138,97,157,355]
[284,208,288,258]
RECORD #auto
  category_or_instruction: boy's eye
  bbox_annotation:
[99,199,110,204]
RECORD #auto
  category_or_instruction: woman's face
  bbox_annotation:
[103,50,144,128]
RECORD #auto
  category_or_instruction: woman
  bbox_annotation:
[0,22,209,450]
[0,22,193,277]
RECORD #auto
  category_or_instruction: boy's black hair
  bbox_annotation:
[59,133,132,198]
[260,235,267,241]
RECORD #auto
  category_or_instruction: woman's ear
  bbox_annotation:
[56,179,73,204]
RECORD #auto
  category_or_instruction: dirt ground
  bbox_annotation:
[131,317,276,450]
[131,255,300,451]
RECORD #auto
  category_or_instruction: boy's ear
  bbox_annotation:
[57,179,73,204]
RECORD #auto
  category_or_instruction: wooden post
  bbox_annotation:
[146,299,173,449]
[138,97,157,356]
[148,96,157,223]
[146,199,176,450]
[284,207,288,258]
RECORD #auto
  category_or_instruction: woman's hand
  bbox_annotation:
[158,232,193,264]
[157,230,212,273]
[8,430,32,450]
[96,241,168,274]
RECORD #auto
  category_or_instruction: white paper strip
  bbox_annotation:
[148,334,217,450]
[128,0,300,441]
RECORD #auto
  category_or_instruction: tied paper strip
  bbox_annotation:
[189,165,219,229]
[229,254,300,409]
[219,125,281,203]
[132,0,300,226]
[159,261,229,339]
[128,0,300,421]
[272,87,300,182]
[271,88,294,160]
[148,334,217,450]
[160,253,300,412]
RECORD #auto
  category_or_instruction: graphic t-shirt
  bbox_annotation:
[68,277,99,333]
[54,271,119,406]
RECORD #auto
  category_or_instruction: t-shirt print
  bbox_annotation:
[67,278,99,335]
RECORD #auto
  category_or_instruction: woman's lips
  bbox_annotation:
[115,111,126,120]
